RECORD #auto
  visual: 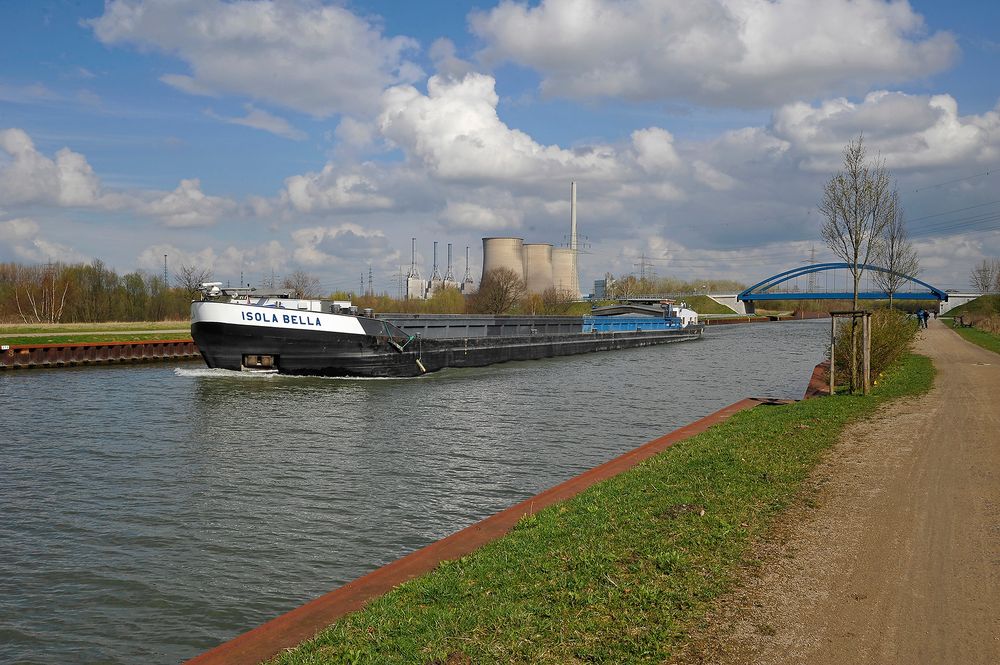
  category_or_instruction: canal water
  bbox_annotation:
[1,321,828,664]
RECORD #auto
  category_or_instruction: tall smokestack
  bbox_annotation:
[568,181,579,296]
[444,243,455,281]
[570,181,577,253]
[431,241,441,280]
[408,238,420,278]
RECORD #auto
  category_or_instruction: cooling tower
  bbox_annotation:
[552,247,578,296]
[523,243,554,294]
[481,237,525,283]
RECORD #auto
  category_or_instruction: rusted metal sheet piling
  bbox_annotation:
[1,340,200,370]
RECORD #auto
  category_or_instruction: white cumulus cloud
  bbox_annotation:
[0,129,111,207]
[0,217,89,264]
[378,73,623,182]
[0,127,239,227]
[631,127,682,173]
[137,241,288,280]
[291,223,397,268]
[440,200,524,230]
[770,91,1000,171]
[141,178,238,227]
[89,0,422,117]
[282,166,394,213]
[471,0,957,107]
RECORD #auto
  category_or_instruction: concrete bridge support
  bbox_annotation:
[938,293,984,315]
[707,294,747,315]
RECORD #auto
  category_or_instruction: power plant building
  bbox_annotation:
[479,181,581,297]
[551,247,577,295]
[405,239,466,299]
[523,243,554,294]
[481,237,524,279]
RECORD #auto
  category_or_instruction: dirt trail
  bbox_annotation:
[674,318,1000,665]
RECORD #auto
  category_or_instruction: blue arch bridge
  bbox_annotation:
[735,262,948,315]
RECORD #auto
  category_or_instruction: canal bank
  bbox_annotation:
[674,321,997,665]
[185,355,930,663]
[0,320,834,664]
[1,339,199,369]
[239,354,932,665]
[187,397,775,665]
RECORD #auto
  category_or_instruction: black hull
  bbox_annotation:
[191,321,703,378]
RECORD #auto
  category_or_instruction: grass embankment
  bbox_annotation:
[944,294,1000,318]
[0,321,190,346]
[682,295,736,315]
[943,296,1000,355]
[759,299,940,314]
[950,326,1000,355]
[273,355,935,665]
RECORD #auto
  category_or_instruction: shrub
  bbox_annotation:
[832,308,919,388]
[971,314,1000,334]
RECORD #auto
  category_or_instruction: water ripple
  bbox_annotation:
[0,321,828,664]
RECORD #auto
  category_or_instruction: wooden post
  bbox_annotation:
[862,312,871,395]
[830,314,836,395]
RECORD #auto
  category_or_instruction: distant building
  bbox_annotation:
[406,276,427,300]
[478,182,582,298]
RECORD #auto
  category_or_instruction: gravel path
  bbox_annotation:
[673,318,1000,664]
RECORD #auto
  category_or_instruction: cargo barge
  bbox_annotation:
[190,285,702,378]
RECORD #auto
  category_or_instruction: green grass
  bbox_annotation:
[944,294,1000,319]
[0,321,190,345]
[272,354,935,665]
[0,332,192,345]
[0,320,188,334]
[682,295,736,315]
[951,326,1000,356]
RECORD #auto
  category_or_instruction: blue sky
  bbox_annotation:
[1,0,998,293]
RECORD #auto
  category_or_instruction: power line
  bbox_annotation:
[911,168,994,193]
[905,198,1000,224]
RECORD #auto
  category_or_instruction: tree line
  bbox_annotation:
[1,261,196,324]
[352,270,747,316]
[600,275,746,299]
[352,269,586,316]
[0,255,752,323]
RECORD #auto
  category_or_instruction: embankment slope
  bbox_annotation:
[676,318,1000,664]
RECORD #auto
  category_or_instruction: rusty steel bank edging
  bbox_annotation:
[1,339,200,370]
[185,395,804,665]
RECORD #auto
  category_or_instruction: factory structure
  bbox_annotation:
[481,181,581,296]
[405,182,581,300]
[404,239,475,300]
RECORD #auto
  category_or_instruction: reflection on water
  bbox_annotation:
[0,321,827,664]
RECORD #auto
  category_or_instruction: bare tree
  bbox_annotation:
[611,274,640,299]
[281,270,322,298]
[872,191,919,309]
[471,267,525,314]
[820,135,895,392]
[970,257,1000,293]
[14,263,70,323]
[541,286,574,314]
[174,264,213,296]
